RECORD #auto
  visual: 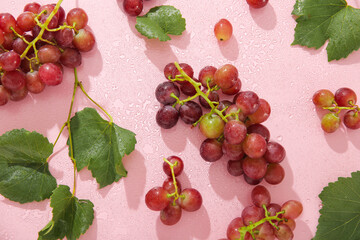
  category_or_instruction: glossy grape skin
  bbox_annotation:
[225,104,246,122]
[242,157,267,180]
[179,101,203,124]
[38,63,63,86]
[246,0,269,8]
[267,203,282,217]
[312,89,334,108]
[55,28,74,47]
[214,18,233,41]
[0,13,17,33]
[251,185,271,208]
[0,51,21,71]
[0,86,11,106]
[60,48,82,68]
[264,142,286,163]
[38,45,61,63]
[163,177,182,195]
[163,156,184,177]
[1,71,26,91]
[172,63,194,79]
[222,140,244,160]
[199,114,225,139]
[10,85,28,101]
[24,2,41,14]
[343,110,360,129]
[264,163,285,185]
[178,188,202,212]
[200,138,223,162]
[247,99,271,125]
[281,200,303,219]
[274,224,294,240]
[224,120,247,145]
[25,71,45,94]
[321,113,340,133]
[244,174,263,185]
[222,80,241,95]
[156,105,179,129]
[255,222,275,240]
[123,0,143,16]
[199,90,219,109]
[164,63,176,80]
[334,87,357,107]
[180,80,197,96]
[145,187,170,211]
[160,204,182,225]
[227,217,245,240]
[198,65,217,88]
[217,100,233,111]
[243,133,267,159]
[247,124,270,142]
[214,64,238,90]
[17,12,36,32]
[279,219,296,231]
[66,8,88,30]
[73,29,96,52]
[236,91,260,116]
[227,160,244,176]
[155,82,180,105]
[241,205,265,226]
[12,35,34,55]
[3,32,16,50]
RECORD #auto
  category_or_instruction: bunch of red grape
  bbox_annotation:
[145,156,203,225]
[312,87,359,133]
[155,62,286,186]
[0,1,95,106]
[222,185,302,240]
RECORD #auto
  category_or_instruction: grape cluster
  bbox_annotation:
[222,185,302,240]
[155,62,286,186]
[312,87,360,133]
[0,1,95,106]
[145,156,203,225]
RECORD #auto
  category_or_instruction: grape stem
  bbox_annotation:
[323,102,359,115]
[236,205,286,240]
[163,158,182,204]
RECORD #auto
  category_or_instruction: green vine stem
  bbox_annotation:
[237,205,286,240]
[163,158,182,204]
[323,102,360,116]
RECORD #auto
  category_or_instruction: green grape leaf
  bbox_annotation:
[135,5,186,41]
[313,171,360,240]
[68,108,136,188]
[292,0,360,61]
[38,185,94,240]
[0,129,57,203]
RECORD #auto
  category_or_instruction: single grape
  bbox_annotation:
[38,63,63,86]
[123,0,143,16]
[145,187,170,211]
[24,2,41,14]
[200,138,223,162]
[244,174,263,185]
[60,48,82,68]
[0,13,17,33]
[227,217,245,240]
[164,62,176,80]
[334,87,357,107]
[178,188,202,212]
[214,18,233,41]
[255,222,275,240]
[39,13,59,29]
[199,114,225,139]
[25,71,45,94]
[235,91,260,116]
[224,120,247,145]
[155,82,180,105]
[179,101,203,124]
[274,224,294,240]
[246,0,269,8]
[312,89,334,108]
[214,64,238,90]
[199,90,219,109]
[0,85,11,106]
[162,177,182,195]
[247,124,270,142]
[163,156,184,177]
[1,70,26,91]
[172,63,194,79]
[242,156,267,180]
[279,219,296,231]
[251,185,271,208]
[0,51,21,71]
[264,142,286,164]
[198,66,217,88]
[156,105,179,129]
[38,45,61,64]
[321,113,341,133]
[343,110,360,129]
[241,205,265,226]
[264,163,285,185]
[17,11,36,32]
[222,79,241,95]
[160,203,182,225]
[222,140,244,160]
[281,200,303,219]
[3,32,15,50]
[12,35,34,55]
[180,80,197,96]
[10,85,28,101]
[225,104,246,122]
[73,29,96,52]
[55,28,74,47]
[242,133,267,159]
[247,99,271,125]
[227,160,244,176]
[267,203,282,218]
[66,8,88,30]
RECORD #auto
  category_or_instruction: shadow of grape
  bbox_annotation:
[249,3,277,30]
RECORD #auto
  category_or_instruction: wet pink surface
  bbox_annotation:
[1,0,360,239]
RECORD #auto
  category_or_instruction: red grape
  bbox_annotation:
[251,185,271,208]
[156,105,179,129]
[123,0,143,16]
[227,217,245,240]
[247,99,271,125]
[243,133,267,159]
[38,63,63,86]
[38,45,61,63]
[343,110,360,129]
[179,101,203,124]
[0,13,17,33]
[214,64,238,90]
[17,12,36,32]
[264,142,286,164]
[60,48,82,68]
[1,70,26,91]
[162,177,182,195]
[199,90,219,109]
[247,124,270,142]
[160,204,182,225]
[312,89,334,108]
[264,163,285,185]
[172,63,194,79]
[222,79,241,95]
[242,157,267,180]
[73,29,96,52]
[145,187,170,211]
[334,87,357,107]
[198,66,217,88]
[25,71,45,94]
[235,91,260,116]
[321,113,340,133]
[199,114,225,139]
[55,28,74,47]
[224,120,247,145]
[0,51,21,71]
[24,2,41,14]
[281,200,303,219]
[163,156,184,177]
[214,18,233,41]
[66,8,88,30]
[178,188,202,212]
[246,0,269,8]
[10,85,28,101]
[200,138,223,162]
[227,160,244,176]
[274,224,294,240]
[222,140,245,160]
[164,62,176,80]
[241,205,265,226]
[155,82,180,105]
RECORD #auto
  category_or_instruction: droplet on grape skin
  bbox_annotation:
[155,81,180,105]
[66,8,88,30]
[199,114,225,139]
[38,63,63,86]
[123,0,143,16]
[178,188,202,212]
[145,187,171,211]
[179,101,203,124]
[214,18,233,41]
[264,141,286,164]
[334,87,357,107]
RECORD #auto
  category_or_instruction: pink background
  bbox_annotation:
[1,0,360,239]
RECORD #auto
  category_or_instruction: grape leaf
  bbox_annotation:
[313,171,360,240]
[68,108,136,188]
[0,129,56,203]
[292,0,360,61]
[135,5,186,41]
[38,185,94,240]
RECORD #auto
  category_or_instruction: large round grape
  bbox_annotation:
[155,82,180,105]
[179,101,203,124]
[156,105,179,129]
